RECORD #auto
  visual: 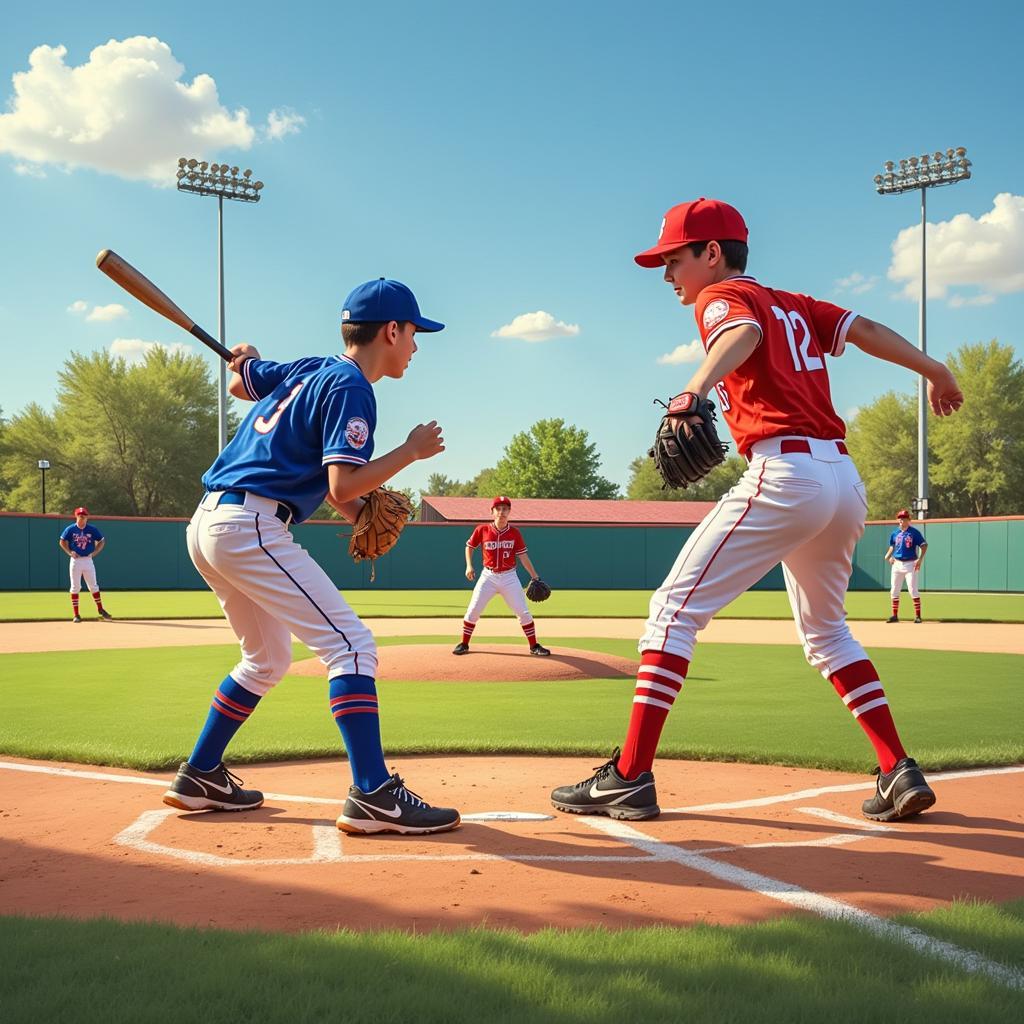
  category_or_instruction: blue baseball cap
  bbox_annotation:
[341,278,445,333]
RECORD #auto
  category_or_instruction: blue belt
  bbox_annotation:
[213,490,293,524]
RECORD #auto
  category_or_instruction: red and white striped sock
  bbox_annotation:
[70,594,80,616]
[891,598,900,617]
[829,660,906,773]
[617,651,688,780]
[92,590,104,612]
[913,598,921,618]
[461,620,476,645]
[522,621,537,647]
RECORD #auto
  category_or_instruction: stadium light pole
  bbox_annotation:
[38,459,50,513]
[176,158,265,451]
[873,147,971,520]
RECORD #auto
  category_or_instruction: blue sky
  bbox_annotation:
[2,1,1021,497]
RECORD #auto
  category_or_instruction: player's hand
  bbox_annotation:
[406,421,445,460]
[886,556,894,564]
[465,568,475,581]
[926,364,964,417]
[227,343,260,373]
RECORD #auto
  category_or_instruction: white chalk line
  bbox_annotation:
[584,817,1024,991]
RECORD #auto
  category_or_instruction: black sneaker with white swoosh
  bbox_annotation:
[337,773,461,835]
[862,757,936,821]
[163,762,264,812]
[550,748,659,820]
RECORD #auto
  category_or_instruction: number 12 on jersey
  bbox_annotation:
[772,306,823,373]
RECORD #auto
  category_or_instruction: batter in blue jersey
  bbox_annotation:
[884,509,927,622]
[164,277,461,837]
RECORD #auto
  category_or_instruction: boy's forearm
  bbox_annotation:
[847,317,942,378]
[465,546,474,569]
[329,445,416,504]
[684,325,760,397]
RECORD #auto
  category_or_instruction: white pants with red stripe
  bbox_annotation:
[641,436,869,678]
[69,555,98,594]
[464,568,533,625]
[890,560,921,598]
[187,491,377,696]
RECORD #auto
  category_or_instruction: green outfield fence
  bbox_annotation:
[1,512,1022,592]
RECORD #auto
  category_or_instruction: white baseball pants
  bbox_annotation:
[69,556,99,594]
[890,560,921,599]
[641,436,870,678]
[186,491,377,696]
[464,568,533,625]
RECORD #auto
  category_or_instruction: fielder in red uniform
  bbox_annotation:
[551,198,963,823]
[453,496,550,656]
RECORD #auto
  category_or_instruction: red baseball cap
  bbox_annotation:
[491,496,512,509]
[634,198,749,268]
[74,506,89,516]
[896,509,910,519]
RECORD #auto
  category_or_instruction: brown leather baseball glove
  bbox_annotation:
[348,487,413,581]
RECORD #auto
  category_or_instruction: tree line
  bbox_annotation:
[1,340,1019,519]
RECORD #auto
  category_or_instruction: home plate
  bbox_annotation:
[462,811,554,822]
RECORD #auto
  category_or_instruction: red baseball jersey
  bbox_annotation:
[467,524,526,572]
[694,276,856,457]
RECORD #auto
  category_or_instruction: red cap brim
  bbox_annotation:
[634,241,685,268]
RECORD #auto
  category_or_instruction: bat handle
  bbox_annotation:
[190,324,234,362]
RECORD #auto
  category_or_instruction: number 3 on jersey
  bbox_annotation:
[254,381,305,435]
[772,306,823,373]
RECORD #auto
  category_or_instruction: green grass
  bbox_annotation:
[2,637,1020,771]
[3,900,1022,1023]
[2,589,1022,622]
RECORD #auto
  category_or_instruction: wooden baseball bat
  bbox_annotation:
[95,249,232,361]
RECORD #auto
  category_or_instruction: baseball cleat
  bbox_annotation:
[550,748,659,820]
[163,762,264,812]
[72,615,82,623]
[337,773,461,835]
[530,644,551,656]
[885,615,899,623]
[862,757,935,822]
[914,616,922,623]
[99,609,113,620]
[452,642,470,655]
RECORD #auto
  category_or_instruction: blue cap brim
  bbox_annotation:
[413,317,445,333]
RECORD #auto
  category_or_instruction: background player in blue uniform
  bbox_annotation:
[58,506,113,622]
[163,278,461,836]
[885,509,927,622]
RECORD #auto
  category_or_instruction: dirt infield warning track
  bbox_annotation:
[2,756,1022,944]
[3,616,1021,654]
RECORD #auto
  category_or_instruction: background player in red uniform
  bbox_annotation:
[453,496,550,656]
[551,198,963,823]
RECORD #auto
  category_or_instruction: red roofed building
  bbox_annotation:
[419,496,715,526]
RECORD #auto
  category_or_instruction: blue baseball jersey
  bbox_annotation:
[202,354,376,524]
[61,522,104,556]
[889,526,925,561]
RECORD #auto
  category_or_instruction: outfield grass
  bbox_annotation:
[3,900,1022,1023]
[2,637,1020,771]
[1,589,1022,622]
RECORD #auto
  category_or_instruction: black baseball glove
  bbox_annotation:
[525,577,552,602]
[649,392,728,489]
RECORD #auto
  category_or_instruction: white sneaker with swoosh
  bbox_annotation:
[551,748,660,820]
[337,773,461,835]
[163,762,264,812]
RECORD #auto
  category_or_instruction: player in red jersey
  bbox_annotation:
[551,198,963,823]
[453,496,550,656]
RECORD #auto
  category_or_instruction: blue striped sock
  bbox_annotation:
[188,676,261,772]
[329,674,388,793]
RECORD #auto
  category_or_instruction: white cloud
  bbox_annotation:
[13,161,45,178]
[86,303,128,322]
[265,108,305,140]
[834,271,880,295]
[110,338,193,362]
[845,406,861,423]
[67,300,88,314]
[657,339,704,365]
[0,37,302,183]
[491,310,580,342]
[888,193,1024,305]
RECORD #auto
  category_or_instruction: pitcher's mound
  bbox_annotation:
[288,644,637,682]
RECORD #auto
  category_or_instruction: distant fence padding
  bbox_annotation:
[1,513,1021,592]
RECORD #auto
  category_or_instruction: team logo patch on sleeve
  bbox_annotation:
[345,417,370,449]
[702,299,730,329]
